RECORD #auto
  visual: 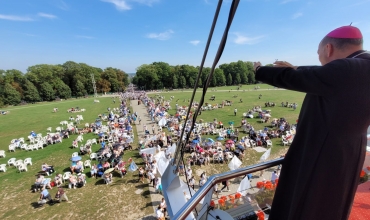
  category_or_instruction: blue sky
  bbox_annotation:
[1,0,370,73]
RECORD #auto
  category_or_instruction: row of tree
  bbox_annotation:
[0,61,130,106]
[131,61,256,90]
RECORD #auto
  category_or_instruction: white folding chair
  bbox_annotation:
[84,160,92,169]
[24,158,32,166]
[63,172,71,183]
[0,164,7,172]
[20,144,28,150]
[18,163,28,173]
[8,144,15,152]
[90,153,97,160]
[8,158,16,166]
[26,145,34,151]
[14,159,24,167]
[72,152,79,157]
[0,150,5,158]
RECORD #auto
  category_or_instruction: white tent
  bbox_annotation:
[158,118,167,127]
[166,143,177,155]
[140,147,156,155]
[259,148,271,162]
[228,156,242,171]
[155,152,171,172]
[237,175,251,196]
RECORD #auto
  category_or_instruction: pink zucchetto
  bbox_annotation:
[326,26,363,39]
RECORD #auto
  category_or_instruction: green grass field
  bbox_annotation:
[148,85,305,159]
[0,97,152,219]
[0,85,306,219]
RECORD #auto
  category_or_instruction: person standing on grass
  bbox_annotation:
[253,25,370,220]
[234,108,237,116]
[55,186,69,202]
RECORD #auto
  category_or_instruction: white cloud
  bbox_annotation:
[0,14,33,21]
[190,40,200,45]
[57,0,69,10]
[132,0,160,6]
[38,13,57,19]
[101,0,131,11]
[76,35,95,39]
[280,0,296,4]
[292,12,303,19]
[147,30,174,40]
[233,33,264,45]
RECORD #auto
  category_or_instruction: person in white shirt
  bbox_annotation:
[234,108,237,116]
[271,170,279,184]
[214,183,220,198]
[156,206,164,220]
[189,176,195,190]
[148,170,155,187]
[160,198,167,217]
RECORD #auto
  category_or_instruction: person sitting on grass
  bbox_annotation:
[54,173,63,187]
[70,160,83,174]
[102,161,110,171]
[42,177,52,190]
[55,186,68,203]
[34,174,45,192]
[41,163,53,176]
[77,173,86,187]
[90,164,98,179]
[38,187,53,207]
[103,173,113,185]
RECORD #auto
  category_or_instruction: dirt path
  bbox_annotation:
[130,100,164,220]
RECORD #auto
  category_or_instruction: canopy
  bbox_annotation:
[140,147,156,155]
[158,118,167,127]
[216,136,225,141]
[260,148,271,162]
[71,156,82,162]
[228,156,242,171]
[155,151,170,176]
[207,138,215,143]
[237,175,251,196]
[104,168,115,174]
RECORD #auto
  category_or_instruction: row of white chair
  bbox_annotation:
[1,158,33,173]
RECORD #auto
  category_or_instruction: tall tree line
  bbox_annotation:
[0,61,129,107]
[131,61,255,90]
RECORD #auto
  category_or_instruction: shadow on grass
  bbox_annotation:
[140,216,157,220]
[94,179,105,185]
[126,179,139,184]
[144,200,160,208]
[141,189,151,198]
[135,183,147,188]
[30,201,56,209]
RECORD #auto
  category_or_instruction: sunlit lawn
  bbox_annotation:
[0,84,305,219]
[0,97,152,220]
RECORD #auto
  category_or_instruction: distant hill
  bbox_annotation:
[127,73,136,77]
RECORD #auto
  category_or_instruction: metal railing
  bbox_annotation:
[172,158,284,220]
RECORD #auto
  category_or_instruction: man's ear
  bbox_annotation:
[326,43,334,58]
